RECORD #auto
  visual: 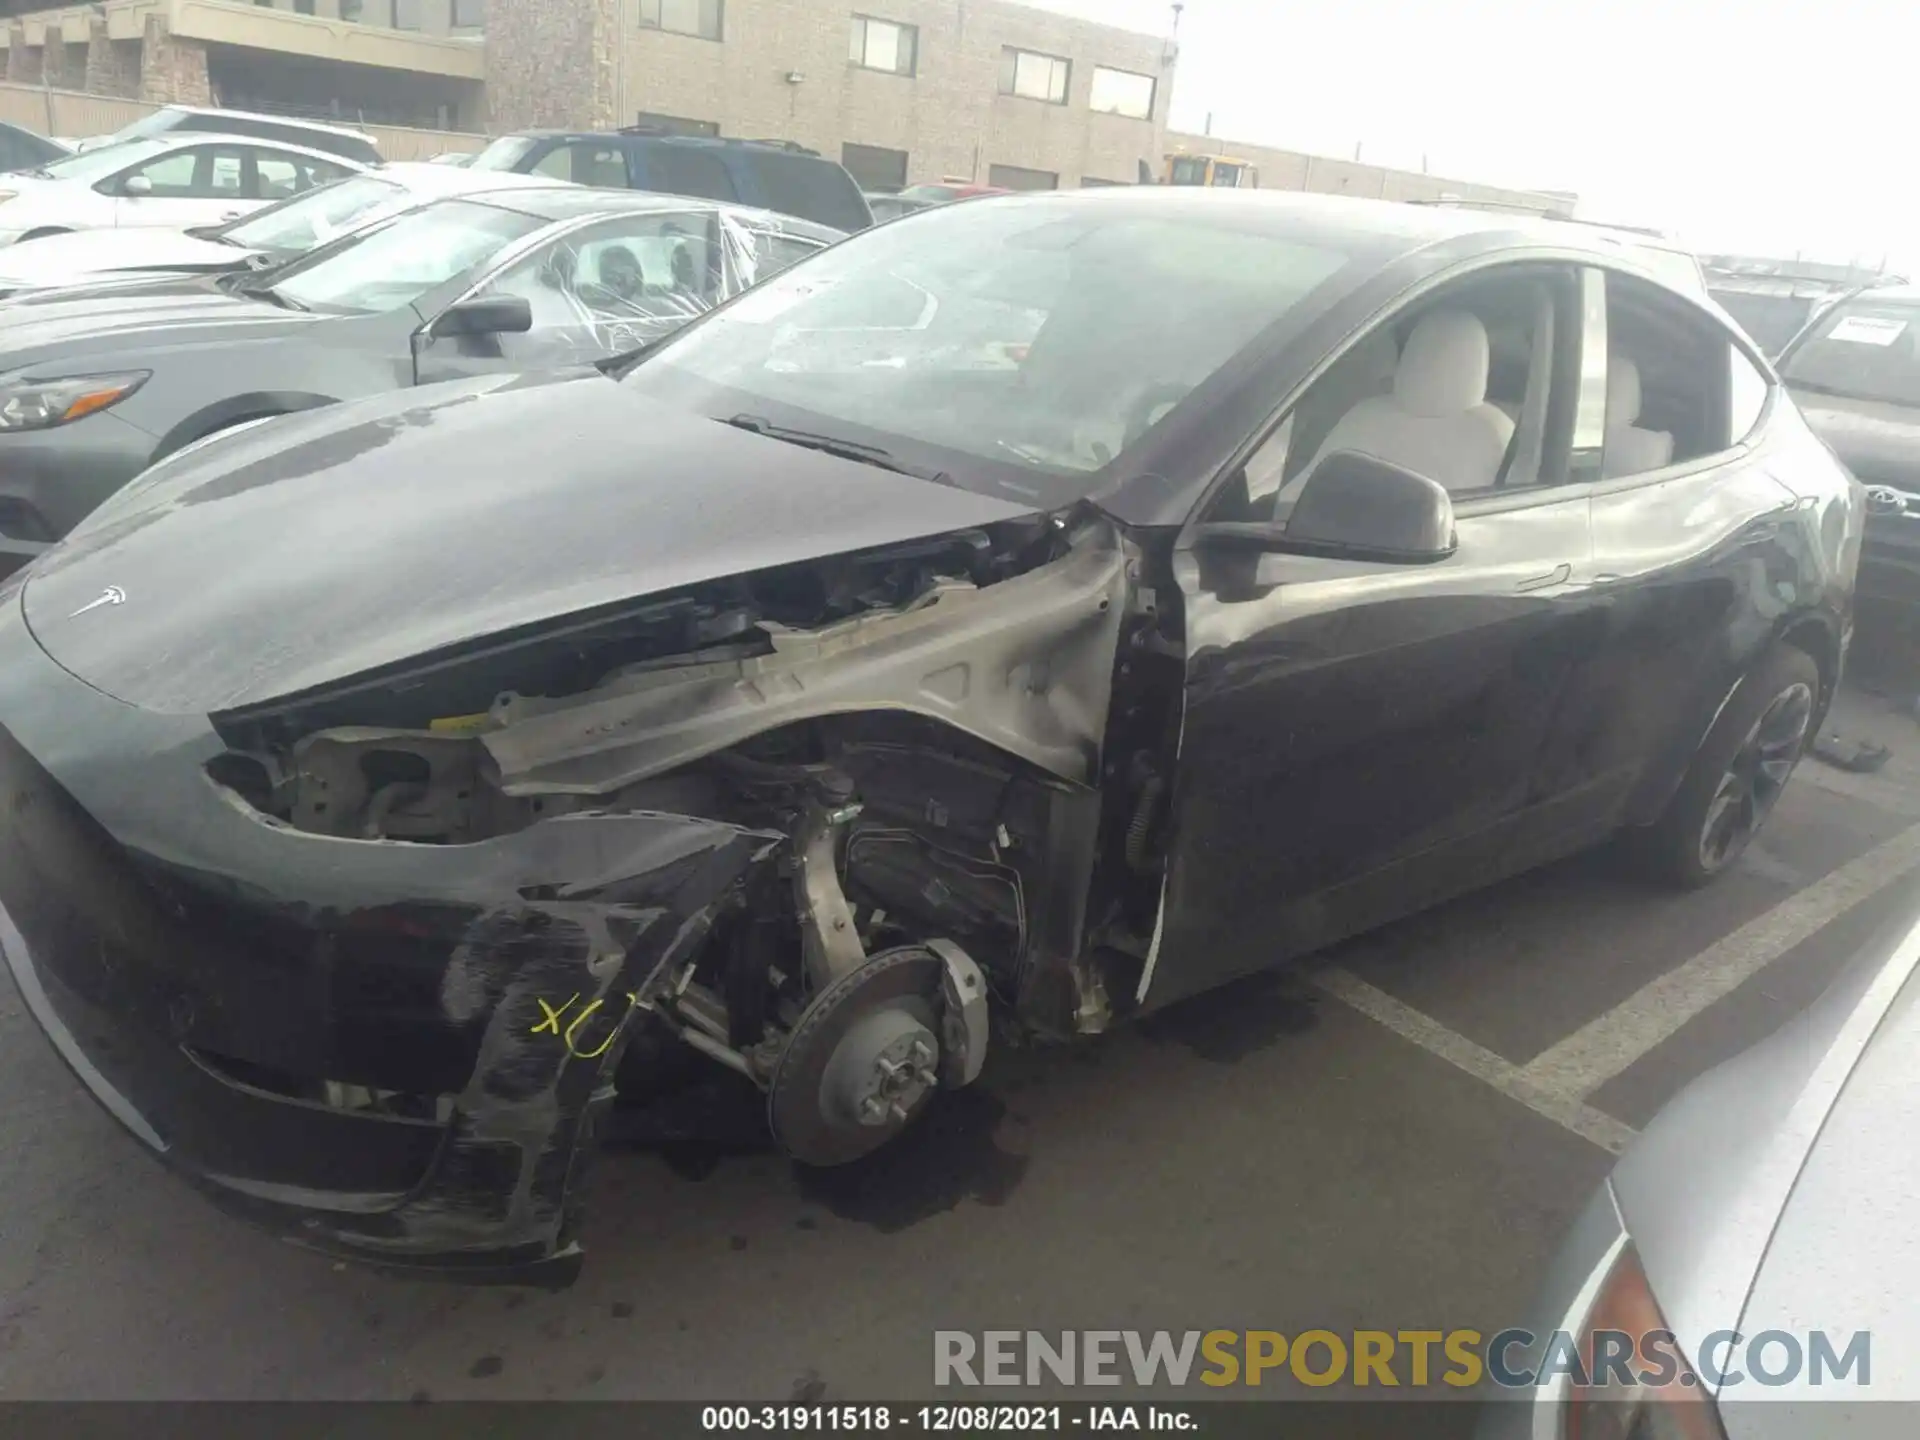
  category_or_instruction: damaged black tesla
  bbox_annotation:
[0,189,1860,1282]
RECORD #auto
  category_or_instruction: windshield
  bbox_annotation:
[467,136,542,173]
[220,173,409,256]
[624,195,1354,504]
[33,137,170,183]
[267,198,544,315]
[1780,298,1920,409]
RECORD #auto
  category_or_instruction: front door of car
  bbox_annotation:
[1141,262,1602,1010]
[109,143,255,229]
[413,210,728,385]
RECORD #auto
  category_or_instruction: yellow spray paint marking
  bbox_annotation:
[531,994,579,1036]
[564,998,617,1060]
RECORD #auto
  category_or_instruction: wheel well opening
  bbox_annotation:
[1780,618,1838,705]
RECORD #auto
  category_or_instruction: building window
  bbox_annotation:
[998,47,1070,105]
[293,0,315,13]
[1078,176,1126,187]
[633,111,720,137]
[451,0,484,27]
[392,0,420,29]
[640,0,723,41]
[988,162,1057,191]
[842,142,908,192]
[849,16,916,76]
[1089,65,1155,119]
[338,0,363,17]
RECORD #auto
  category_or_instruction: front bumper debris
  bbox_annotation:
[0,587,775,1281]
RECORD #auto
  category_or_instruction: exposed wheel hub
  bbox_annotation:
[768,946,950,1167]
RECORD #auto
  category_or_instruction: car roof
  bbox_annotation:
[503,130,817,153]
[445,184,844,240]
[453,184,844,240]
[962,185,1638,251]
[972,187,1720,290]
[51,131,373,171]
[371,161,582,197]
[157,104,375,142]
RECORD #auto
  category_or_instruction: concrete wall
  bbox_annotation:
[1165,130,1575,216]
[0,76,480,155]
[485,0,1174,190]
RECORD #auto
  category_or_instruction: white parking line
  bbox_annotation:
[1312,819,1920,1155]
[1313,968,1638,1155]
[1518,820,1920,1098]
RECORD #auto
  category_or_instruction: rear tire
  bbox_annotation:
[1633,644,1819,888]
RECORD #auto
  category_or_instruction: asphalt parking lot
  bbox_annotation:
[4,682,1920,1410]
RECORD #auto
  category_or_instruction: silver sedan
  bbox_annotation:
[1479,897,1920,1437]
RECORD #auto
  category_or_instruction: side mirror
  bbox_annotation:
[121,173,153,197]
[430,294,534,339]
[1202,451,1457,564]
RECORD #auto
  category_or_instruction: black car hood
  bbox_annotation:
[1791,387,1920,491]
[0,281,314,366]
[22,371,1040,715]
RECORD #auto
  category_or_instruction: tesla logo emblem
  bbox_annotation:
[69,586,126,618]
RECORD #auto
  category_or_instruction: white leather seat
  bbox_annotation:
[1305,310,1516,494]
[1602,357,1674,478]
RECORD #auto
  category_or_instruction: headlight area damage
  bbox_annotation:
[177,507,1173,1275]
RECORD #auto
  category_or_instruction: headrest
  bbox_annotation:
[1607,356,1643,427]
[1394,310,1491,417]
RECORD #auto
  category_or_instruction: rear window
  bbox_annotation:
[743,151,871,232]
[1780,299,1920,409]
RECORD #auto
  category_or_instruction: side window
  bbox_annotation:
[465,212,720,367]
[1209,264,1575,523]
[1600,271,1751,479]
[643,145,738,203]
[116,147,227,197]
[253,153,351,200]
[208,149,246,196]
[533,143,632,188]
[746,230,824,282]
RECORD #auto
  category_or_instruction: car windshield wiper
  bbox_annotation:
[234,280,309,312]
[721,414,949,483]
[595,336,668,377]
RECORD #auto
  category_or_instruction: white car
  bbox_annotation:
[0,133,366,247]
[0,162,573,298]
[67,104,382,167]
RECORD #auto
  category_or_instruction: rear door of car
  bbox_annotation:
[1571,266,1803,832]
[1143,258,1601,1010]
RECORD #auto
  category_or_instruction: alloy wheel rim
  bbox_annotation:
[1698,681,1815,872]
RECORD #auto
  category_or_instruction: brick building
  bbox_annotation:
[0,0,1570,210]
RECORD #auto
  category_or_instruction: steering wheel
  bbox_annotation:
[1122,381,1192,448]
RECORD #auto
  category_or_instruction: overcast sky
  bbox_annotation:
[1028,0,1910,271]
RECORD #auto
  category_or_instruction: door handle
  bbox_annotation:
[1516,563,1573,593]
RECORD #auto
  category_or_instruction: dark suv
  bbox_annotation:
[467,129,873,233]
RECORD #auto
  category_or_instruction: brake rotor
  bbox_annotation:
[768,945,947,1167]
